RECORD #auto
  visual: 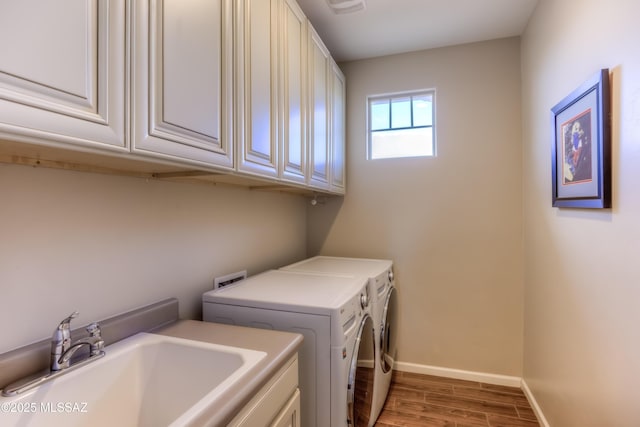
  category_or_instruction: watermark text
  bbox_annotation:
[1,401,88,414]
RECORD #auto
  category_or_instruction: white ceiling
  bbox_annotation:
[295,0,539,62]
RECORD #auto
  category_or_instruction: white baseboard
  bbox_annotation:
[393,361,522,388]
[521,378,550,427]
[358,359,374,369]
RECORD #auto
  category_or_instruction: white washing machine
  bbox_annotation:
[202,270,376,427]
[280,256,398,426]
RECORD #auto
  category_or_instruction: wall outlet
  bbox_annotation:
[213,270,247,289]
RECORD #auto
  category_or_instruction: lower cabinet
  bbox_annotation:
[270,390,301,427]
[228,355,300,427]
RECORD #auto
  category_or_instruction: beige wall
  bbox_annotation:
[308,38,524,376]
[521,0,640,425]
[0,164,307,354]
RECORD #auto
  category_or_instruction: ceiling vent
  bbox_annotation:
[326,0,366,14]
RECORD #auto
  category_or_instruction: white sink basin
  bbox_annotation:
[0,333,266,426]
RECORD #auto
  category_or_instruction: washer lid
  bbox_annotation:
[282,256,392,277]
[202,270,368,313]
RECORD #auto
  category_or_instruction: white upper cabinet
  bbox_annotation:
[307,25,331,190]
[0,0,345,194]
[0,0,126,150]
[279,0,308,185]
[131,0,234,169]
[236,0,308,182]
[235,0,279,177]
[330,59,346,194]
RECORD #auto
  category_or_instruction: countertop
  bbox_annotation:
[154,320,303,427]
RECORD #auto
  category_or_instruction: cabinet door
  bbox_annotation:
[307,25,331,190]
[270,389,301,427]
[0,0,125,150]
[132,0,233,168]
[279,0,307,184]
[330,60,346,194]
[236,0,279,177]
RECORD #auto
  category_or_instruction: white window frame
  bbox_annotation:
[367,89,436,160]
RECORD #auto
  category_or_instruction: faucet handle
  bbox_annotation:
[86,322,104,356]
[57,311,79,330]
[51,311,79,371]
[86,322,101,337]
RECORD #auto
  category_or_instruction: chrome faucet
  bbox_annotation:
[2,311,106,397]
[51,312,104,371]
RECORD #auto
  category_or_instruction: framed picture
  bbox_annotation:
[551,69,611,208]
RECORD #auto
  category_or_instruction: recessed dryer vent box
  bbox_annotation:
[213,270,247,289]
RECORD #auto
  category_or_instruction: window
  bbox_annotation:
[367,90,435,159]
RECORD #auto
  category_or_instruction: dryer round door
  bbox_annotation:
[347,314,375,427]
[380,286,398,374]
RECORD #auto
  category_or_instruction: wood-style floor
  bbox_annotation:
[374,371,540,427]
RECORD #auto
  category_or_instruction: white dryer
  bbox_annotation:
[202,270,376,427]
[280,256,398,426]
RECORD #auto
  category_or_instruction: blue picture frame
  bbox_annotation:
[551,69,611,208]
